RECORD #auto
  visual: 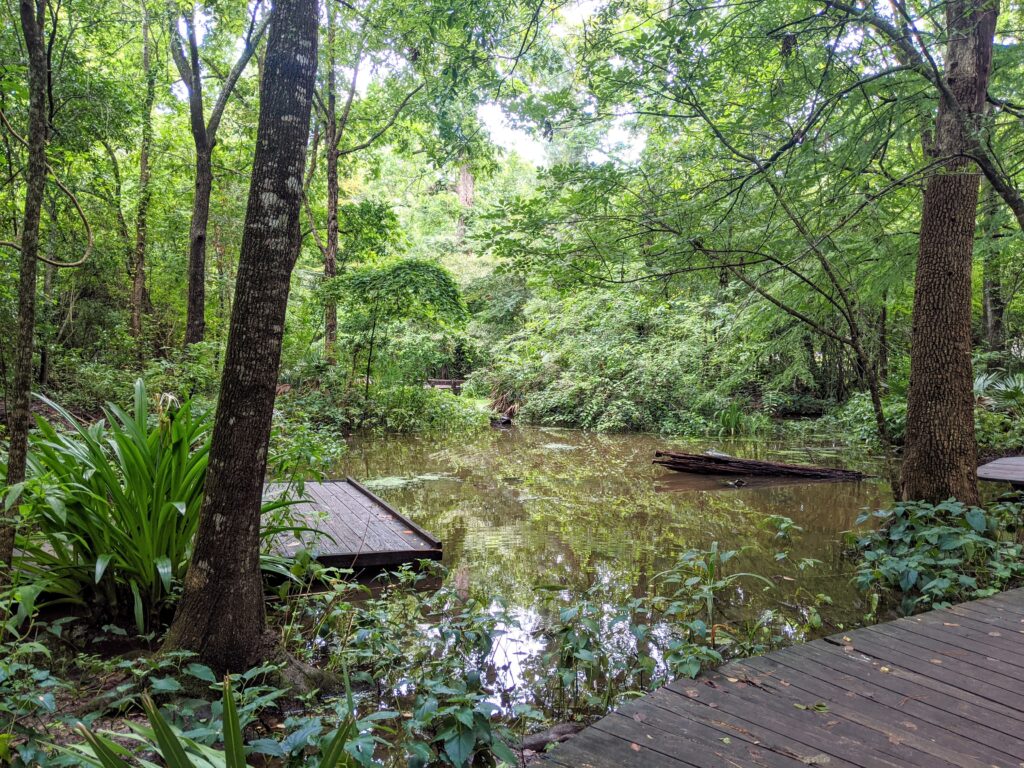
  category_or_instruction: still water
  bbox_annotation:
[336,426,891,631]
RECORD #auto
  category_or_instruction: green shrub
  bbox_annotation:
[11,380,295,632]
[831,391,907,445]
[853,496,1024,616]
[74,677,360,768]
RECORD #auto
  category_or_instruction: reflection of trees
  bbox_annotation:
[337,428,888,628]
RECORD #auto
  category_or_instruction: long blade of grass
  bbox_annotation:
[220,677,247,768]
[141,695,197,768]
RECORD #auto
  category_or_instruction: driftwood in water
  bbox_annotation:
[653,450,867,481]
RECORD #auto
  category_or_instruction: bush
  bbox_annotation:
[831,391,907,445]
[277,373,488,437]
[11,381,295,633]
[852,496,1024,616]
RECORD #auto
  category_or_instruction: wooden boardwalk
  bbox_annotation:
[979,457,1024,488]
[267,479,442,569]
[546,588,1024,767]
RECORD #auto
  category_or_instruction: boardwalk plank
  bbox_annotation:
[888,613,1024,670]
[908,609,1024,656]
[773,639,1024,734]
[832,626,1024,700]
[864,622,1024,683]
[733,654,1013,767]
[662,678,908,768]
[611,693,804,768]
[546,589,1024,767]
[825,630,1024,709]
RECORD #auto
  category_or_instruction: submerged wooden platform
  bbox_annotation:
[266,479,442,569]
[546,588,1024,767]
[978,457,1024,488]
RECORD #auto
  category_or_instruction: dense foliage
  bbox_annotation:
[853,495,1024,616]
[3,0,1024,762]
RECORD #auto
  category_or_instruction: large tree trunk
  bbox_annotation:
[131,3,155,349]
[901,0,996,504]
[3,0,48,572]
[184,148,211,345]
[163,0,318,672]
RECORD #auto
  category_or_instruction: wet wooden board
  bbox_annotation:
[978,456,1024,486]
[265,479,441,569]
[544,588,1024,766]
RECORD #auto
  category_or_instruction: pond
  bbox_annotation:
[336,426,891,634]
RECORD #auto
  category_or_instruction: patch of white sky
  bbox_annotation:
[477,0,646,168]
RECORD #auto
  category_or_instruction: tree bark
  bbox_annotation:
[170,4,268,346]
[323,5,339,358]
[131,2,155,350]
[3,0,48,573]
[980,184,1005,351]
[455,161,474,243]
[901,0,996,505]
[184,148,212,345]
[163,0,318,672]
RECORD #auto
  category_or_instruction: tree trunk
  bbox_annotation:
[38,235,55,387]
[980,185,1005,352]
[324,6,339,359]
[455,162,474,243]
[901,0,996,505]
[163,0,318,673]
[131,3,155,351]
[184,148,211,345]
[3,0,48,572]
[170,6,268,347]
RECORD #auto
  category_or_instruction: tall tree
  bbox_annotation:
[168,2,269,345]
[130,1,156,349]
[163,0,318,671]
[900,0,997,504]
[1,0,49,573]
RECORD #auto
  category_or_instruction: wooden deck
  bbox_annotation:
[978,457,1024,487]
[546,588,1024,767]
[266,479,442,569]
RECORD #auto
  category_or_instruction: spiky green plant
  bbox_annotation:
[14,380,298,632]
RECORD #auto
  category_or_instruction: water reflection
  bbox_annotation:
[336,427,891,631]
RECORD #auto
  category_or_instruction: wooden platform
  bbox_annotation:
[266,479,442,569]
[546,588,1024,767]
[426,378,465,394]
[978,457,1024,488]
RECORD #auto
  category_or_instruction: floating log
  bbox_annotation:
[653,450,867,481]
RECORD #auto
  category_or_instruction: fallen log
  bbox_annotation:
[654,450,867,481]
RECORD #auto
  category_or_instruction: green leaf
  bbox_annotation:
[141,695,196,767]
[150,676,183,694]
[74,725,132,768]
[490,738,519,765]
[898,569,918,592]
[444,727,476,767]
[220,678,246,768]
[155,557,174,593]
[95,554,113,584]
[965,508,987,533]
[185,663,217,684]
